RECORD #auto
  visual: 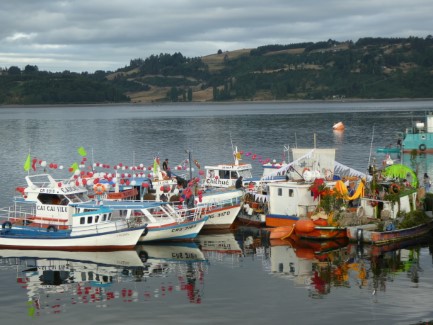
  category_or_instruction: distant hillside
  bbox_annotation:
[1,36,433,104]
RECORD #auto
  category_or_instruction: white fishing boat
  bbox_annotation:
[0,206,147,250]
[75,200,208,242]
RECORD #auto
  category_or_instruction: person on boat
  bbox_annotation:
[424,173,431,192]
[162,158,172,177]
[235,176,244,189]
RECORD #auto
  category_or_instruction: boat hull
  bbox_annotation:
[0,226,146,251]
[295,226,347,240]
[265,214,298,227]
[202,204,241,230]
[139,217,208,242]
[346,221,433,245]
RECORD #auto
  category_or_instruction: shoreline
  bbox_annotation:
[1,97,433,108]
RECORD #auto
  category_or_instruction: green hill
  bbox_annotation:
[1,36,433,104]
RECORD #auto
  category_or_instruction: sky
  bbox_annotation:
[1,0,432,73]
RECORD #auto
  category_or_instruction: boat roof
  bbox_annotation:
[24,173,86,195]
[204,163,252,171]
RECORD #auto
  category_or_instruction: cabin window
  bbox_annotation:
[38,193,63,205]
[230,171,238,179]
[80,217,85,225]
[95,215,99,223]
[219,170,230,179]
[87,216,93,224]
[102,214,107,221]
[289,189,294,197]
[278,188,282,196]
[81,272,87,281]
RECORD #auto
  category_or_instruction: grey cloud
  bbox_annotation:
[1,0,432,72]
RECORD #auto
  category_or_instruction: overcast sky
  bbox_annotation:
[1,0,432,73]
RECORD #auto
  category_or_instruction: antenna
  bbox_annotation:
[367,125,375,173]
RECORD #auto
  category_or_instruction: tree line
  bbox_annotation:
[1,36,433,104]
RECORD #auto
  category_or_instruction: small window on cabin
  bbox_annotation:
[81,272,87,281]
[231,171,237,179]
[88,272,94,281]
[95,215,99,223]
[87,216,93,224]
[289,189,294,197]
[278,188,282,196]
[107,214,111,220]
[102,214,107,221]
[80,217,85,225]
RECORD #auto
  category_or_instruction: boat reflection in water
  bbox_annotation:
[135,242,208,304]
[195,231,244,265]
[0,243,208,316]
[267,234,433,299]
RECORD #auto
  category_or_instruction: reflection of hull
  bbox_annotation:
[0,249,144,267]
[135,242,206,262]
[270,237,348,256]
[196,233,242,255]
[347,221,433,245]
[349,235,432,257]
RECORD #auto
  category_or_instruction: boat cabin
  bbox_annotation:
[204,163,253,188]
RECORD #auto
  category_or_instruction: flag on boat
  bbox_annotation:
[77,146,87,156]
[23,154,31,171]
[70,162,79,172]
[153,157,159,175]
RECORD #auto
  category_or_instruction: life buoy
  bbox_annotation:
[2,221,12,229]
[194,160,201,169]
[419,144,427,151]
[390,183,400,194]
[356,206,365,218]
[47,225,58,232]
[93,183,106,195]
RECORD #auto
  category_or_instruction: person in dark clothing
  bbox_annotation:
[235,176,244,189]
[162,158,171,177]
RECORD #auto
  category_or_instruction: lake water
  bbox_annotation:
[1,100,433,324]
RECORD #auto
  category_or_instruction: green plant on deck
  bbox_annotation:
[397,210,431,229]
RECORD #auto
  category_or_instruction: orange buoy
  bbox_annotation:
[295,219,315,233]
[332,121,345,130]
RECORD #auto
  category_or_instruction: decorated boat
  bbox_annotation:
[73,200,208,242]
[346,163,433,245]
[86,156,242,230]
[12,173,206,243]
[0,204,147,250]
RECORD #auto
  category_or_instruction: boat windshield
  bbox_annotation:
[239,170,253,178]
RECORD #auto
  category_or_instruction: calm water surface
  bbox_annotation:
[1,100,433,324]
